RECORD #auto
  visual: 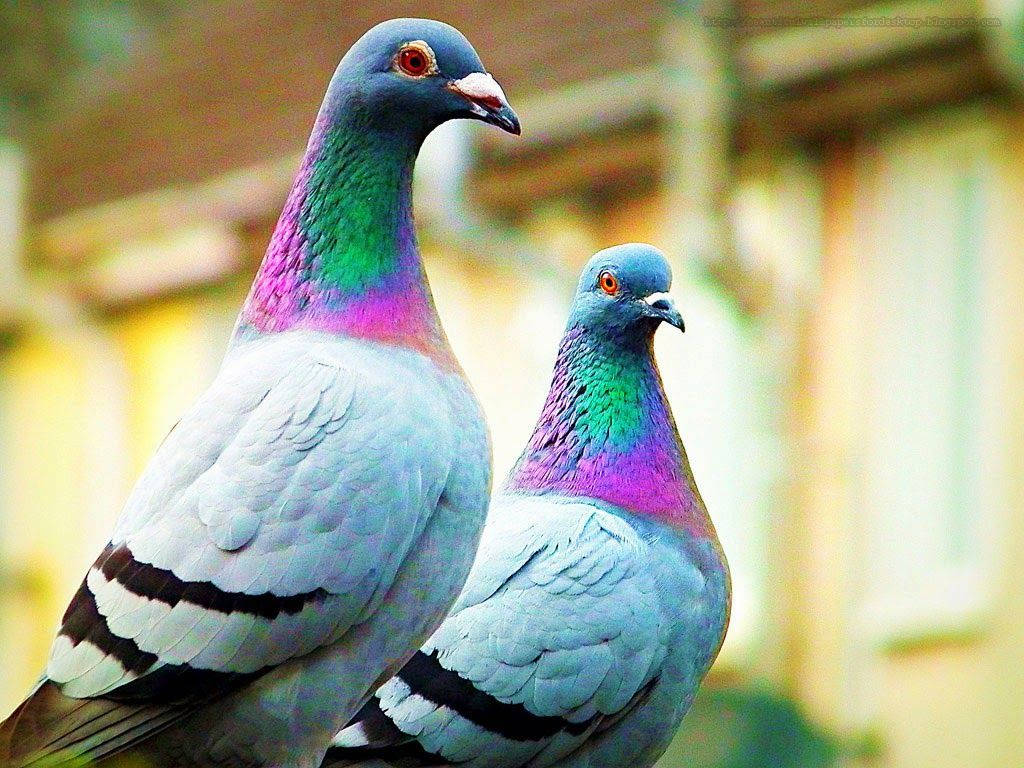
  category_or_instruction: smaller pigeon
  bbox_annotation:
[324,243,731,768]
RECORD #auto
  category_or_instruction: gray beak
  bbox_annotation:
[643,292,685,332]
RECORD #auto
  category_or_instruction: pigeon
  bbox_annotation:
[324,244,731,768]
[0,18,519,768]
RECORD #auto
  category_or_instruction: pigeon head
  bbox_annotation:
[568,244,684,344]
[237,18,519,363]
[327,18,520,137]
[507,243,711,537]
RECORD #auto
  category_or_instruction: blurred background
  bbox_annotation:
[1,1,1022,766]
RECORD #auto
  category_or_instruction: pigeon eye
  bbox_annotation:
[598,271,619,295]
[396,43,435,77]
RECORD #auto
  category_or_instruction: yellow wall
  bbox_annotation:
[793,108,1024,767]
[867,111,1024,768]
[113,297,234,474]
[1,106,1022,767]
[0,291,243,712]
[0,330,118,704]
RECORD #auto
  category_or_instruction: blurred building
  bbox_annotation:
[1,1,1023,766]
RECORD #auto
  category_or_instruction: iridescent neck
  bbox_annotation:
[235,105,453,367]
[506,326,709,536]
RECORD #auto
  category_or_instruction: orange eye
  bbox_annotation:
[396,44,433,77]
[598,270,619,295]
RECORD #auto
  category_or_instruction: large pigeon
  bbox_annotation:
[325,244,731,768]
[0,18,519,768]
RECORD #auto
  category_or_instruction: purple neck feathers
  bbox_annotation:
[507,327,711,536]
[235,105,455,368]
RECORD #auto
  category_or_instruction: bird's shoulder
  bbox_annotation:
[450,494,694,615]
[413,496,670,719]
[117,333,460,535]
[219,330,457,406]
[328,497,675,767]
[43,332,464,705]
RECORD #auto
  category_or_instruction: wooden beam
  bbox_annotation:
[741,36,1003,141]
[735,0,985,89]
[32,155,299,268]
[71,224,242,308]
[659,1,736,269]
[471,119,664,215]
[479,67,663,154]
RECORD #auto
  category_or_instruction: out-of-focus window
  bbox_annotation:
[0,139,21,321]
[674,154,822,666]
[856,109,1001,642]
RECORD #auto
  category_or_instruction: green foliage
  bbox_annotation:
[666,686,841,768]
[0,0,177,118]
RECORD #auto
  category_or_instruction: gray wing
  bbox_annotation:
[1,338,457,764]
[328,498,674,768]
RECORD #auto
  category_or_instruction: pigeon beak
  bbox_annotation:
[643,292,685,332]
[448,72,521,135]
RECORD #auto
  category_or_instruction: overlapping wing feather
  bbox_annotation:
[1,337,457,766]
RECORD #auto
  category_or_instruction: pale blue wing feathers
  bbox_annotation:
[429,501,667,721]
[47,335,457,698]
[331,497,681,768]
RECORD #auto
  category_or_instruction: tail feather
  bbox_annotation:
[0,681,184,766]
[321,746,449,768]
[321,759,397,768]
[321,699,447,768]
